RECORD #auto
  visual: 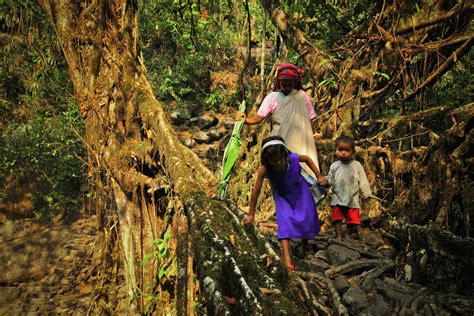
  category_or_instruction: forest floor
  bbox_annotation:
[0,212,128,315]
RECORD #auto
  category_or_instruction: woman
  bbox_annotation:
[237,63,320,177]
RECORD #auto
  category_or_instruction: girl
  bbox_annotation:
[242,136,327,270]
[236,63,320,178]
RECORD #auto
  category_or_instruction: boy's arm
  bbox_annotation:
[243,166,266,224]
[298,155,327,185]
[358,163,372,199]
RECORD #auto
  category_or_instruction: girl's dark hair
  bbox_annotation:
[261,136,290,168]
[273,78,302,91]
[335,135,355,150]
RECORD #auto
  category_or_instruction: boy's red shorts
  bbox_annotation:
[332,205,360,224]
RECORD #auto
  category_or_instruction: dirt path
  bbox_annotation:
[0,213,121,314]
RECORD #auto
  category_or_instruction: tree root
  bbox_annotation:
[324,258,392,279]
[387,221,474,262]
[296,271,349,316]
[364,263,395,289]
[295,276,332,315]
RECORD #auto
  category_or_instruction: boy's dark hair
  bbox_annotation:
[335,135,355,150]
[261,136,290,168]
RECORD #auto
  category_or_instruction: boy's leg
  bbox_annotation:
[345,208,360,242]
[280,239,293,269]
[332,206,345,241]
[347,224,359,239]
[344,225,353,242]
[334,220,343,241]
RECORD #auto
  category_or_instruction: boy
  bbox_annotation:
[325,136,372,241]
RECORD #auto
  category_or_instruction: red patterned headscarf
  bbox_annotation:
[277,63,302,81]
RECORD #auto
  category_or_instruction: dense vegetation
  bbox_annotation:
[0,0,84,221]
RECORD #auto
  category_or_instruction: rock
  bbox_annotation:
[326,244,361,265]
[342,287,369,314]
[207,128,224,141]
[197,114,218,129]
[334,276,351,293]
[299,259,330,272]
[360,294,391,316]
[314,250,330,263]
[170,108,192,125]
[193,131,212,144]
[183,138,196,148]
[222,120,236,129]
[358,228,382,248]
[314,240,329,250]
[170,111,184,125]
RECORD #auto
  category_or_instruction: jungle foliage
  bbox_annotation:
[0,0,85,220]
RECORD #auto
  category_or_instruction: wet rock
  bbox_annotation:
[342,287,369,314]
[334,276,351,293]
[327,244,361,265]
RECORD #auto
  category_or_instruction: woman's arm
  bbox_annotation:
[242,166,266,224]
[235,113,265,125]
[299,155,327,185]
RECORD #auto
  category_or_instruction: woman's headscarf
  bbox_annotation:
[277,63,302,81]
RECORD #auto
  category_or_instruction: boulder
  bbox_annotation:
[327,244,361,265]
[342,287,369,314]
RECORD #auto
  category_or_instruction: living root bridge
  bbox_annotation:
[182,192,307,315]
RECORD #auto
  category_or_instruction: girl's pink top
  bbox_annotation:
[257,90,316,119]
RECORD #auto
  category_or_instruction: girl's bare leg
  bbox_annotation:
[302,239,313,256]
[280,239,293,268]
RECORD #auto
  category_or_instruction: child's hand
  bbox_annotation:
[242,214,255,225]
[317,176,328,186]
